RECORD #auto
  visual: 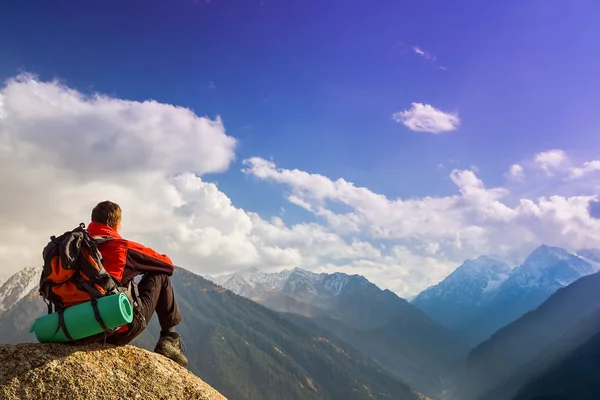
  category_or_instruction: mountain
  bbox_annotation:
[485,306,600,400]
[210,267,364,306]
[0,266,40,315]
[412,256,511,333]
[0,343,226,400]
[578,248,600,264]
[413,245,599,345]
[210,267,470,399]
[512,327,600,400]
[448,270,600,400]
[0,266,423,400]
[469,245,599,342]
[0,285,47,344]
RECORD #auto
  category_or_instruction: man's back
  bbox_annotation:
[87,221,174,284]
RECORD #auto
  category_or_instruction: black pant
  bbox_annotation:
[106,272,183,345]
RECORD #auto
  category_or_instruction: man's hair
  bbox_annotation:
[91,201,122,228]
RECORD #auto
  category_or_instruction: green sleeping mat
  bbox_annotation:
[29,293,133,343]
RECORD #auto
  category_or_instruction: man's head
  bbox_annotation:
[91,200,122,232]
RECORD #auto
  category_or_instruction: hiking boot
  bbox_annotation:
[154,332,188,367]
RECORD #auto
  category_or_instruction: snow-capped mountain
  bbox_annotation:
[210,267,362,301]
[411,256,511,330]
[576,248,600,266]
[462,270,600,400]
[413,255,511,305]
[0,266,41,314]
[497,245,597,294]
[412,244,600,346]
[210,265,471,398]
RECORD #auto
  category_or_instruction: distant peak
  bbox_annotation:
[475,255,499,261]
[532,244,566,253]
[233,267,264,278]
[458,255,508,272]
[526,244,572,261]
[289,267,316,277]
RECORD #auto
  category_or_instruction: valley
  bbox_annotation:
[2,244,600,399]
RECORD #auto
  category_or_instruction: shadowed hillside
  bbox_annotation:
[0,266,422,400]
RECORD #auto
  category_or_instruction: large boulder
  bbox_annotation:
[0,342,226,400]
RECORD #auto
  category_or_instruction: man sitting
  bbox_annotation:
[86,200,187,367]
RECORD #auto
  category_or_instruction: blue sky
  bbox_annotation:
[2,0,598,206]
[1,0,600,294]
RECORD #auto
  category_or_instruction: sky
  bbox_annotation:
[1,0,600,297]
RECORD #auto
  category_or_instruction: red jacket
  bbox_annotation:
[87,221,175,285]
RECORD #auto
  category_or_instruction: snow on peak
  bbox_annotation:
[499,244,598,291]
[322,273,353,295]
[575,248,600,267]
[518,245,592,274]
[460,255,511,274]
[412,255,510,306]
[213,267,363,298]
[0,266,41,313]
[524,245,572,266]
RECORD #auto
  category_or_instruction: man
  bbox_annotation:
[86,200,188,367]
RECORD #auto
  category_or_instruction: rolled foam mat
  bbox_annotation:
[29,293,133,343]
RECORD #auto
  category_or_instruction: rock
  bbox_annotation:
[0,342,227,400]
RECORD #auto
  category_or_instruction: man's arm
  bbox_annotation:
[122,240,175,283]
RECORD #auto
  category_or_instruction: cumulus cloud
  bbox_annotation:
[534,149,568,175]
[392,103,460,134]
[243,156,600,293]
[0,74,378,290]
[3,74,600,298]
[506,164,525,181]
[531,149,600,180]
[570,160,600,179]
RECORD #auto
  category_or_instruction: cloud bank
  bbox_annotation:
[1,74,599,297]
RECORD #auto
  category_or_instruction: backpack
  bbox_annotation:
[39,222,133,341]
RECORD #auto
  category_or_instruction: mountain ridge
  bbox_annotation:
[411,244,600,345]
[0,266,40,314]
[511,326,600,400]
[446,270,600,400]
[0,265,423,400]
[210,265,470,399]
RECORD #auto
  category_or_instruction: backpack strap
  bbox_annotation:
[53,307,75,342]
[90,297,110,333]
[92,236,114,245]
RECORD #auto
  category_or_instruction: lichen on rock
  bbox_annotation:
[0,342,226,400]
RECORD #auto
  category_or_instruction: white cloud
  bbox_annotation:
[243,157,600,294]
[530,149,600,181]
[393,102,460,134]
[506,164,525,181]
[534,149,568,175]
[3,74,600,298]
[570,160,600,179]
[412,46,437,62]
[0,74,377,290]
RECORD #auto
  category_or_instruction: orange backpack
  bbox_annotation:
[39,223,126,340]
